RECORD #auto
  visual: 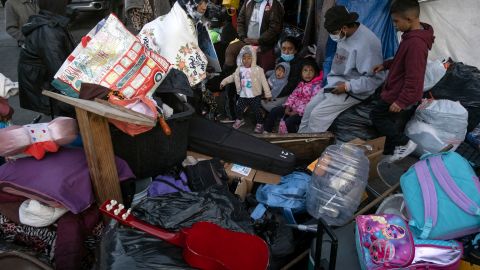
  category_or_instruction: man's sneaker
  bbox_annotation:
[254,124,264,134]
[232,119,245,129]
[389,140,417,163]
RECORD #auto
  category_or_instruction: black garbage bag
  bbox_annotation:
[155,68,193,97]
[96,224,192,270]
[430,62,480,131]
[331,99,380,142]
[95,185,253,270]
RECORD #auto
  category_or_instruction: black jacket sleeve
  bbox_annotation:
[236,2,248,40]
[37,26,71,78]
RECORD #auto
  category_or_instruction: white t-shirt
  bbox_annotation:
[247,3,261,39]
[239,67,254,98]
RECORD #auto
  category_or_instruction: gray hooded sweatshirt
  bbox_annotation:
[267,62,290,99]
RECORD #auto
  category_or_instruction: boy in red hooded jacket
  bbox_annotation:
[371,0,434,162]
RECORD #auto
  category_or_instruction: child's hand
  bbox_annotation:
[389,102,402,113]
[373,64,384,73]
[219,83,225,89]
[305,44,317,58]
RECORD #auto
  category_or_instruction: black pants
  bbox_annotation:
[371,100,415,155]
[225,84,237,119]
[264,105,302,133]
[236,96,263,124]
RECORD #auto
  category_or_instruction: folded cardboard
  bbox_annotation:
[349,137,386,180]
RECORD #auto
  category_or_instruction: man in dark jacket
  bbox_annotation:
[224,0,284,72]
[18,0,74,116]
[371,0,435,162]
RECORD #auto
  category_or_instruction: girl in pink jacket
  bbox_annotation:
[264,59,323,133]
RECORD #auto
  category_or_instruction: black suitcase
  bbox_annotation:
[188,116,296,175]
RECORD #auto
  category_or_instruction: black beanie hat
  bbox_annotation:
[324,5,359,33]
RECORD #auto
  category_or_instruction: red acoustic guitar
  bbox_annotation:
[100,199,269,270]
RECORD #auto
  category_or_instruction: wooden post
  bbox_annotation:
[43,91,155,206]
[75,108,123,204]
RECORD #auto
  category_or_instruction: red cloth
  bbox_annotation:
[24,141,60,160]
[257,47,276,72]
[55,206,100,270]
[232,13,237,29]
[0,98,12,118]
[380,23,435,109]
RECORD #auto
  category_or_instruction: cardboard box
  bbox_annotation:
[348,137,386,180]
[186,151,281,200]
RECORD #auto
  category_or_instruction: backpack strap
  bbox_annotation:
[428,155,480,216]
[413,160,438,239]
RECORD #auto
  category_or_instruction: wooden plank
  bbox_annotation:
[43,91,155,126]
[76,108,123,205]
[255,132,335,163]
[254,132,335,140]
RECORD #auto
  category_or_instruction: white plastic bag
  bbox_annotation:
[423,59,447,92]
[406,99,468,155]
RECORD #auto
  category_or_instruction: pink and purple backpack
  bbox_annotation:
[355,214,462,270]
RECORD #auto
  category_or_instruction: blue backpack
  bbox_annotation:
[252,171,310,223]
[401,152,480,240]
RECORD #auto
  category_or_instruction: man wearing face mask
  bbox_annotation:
[298,5,385,133]
[223,0,284,72]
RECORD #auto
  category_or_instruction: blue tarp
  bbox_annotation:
[323,0,398,83]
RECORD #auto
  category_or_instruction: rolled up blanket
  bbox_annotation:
[0,117,79,159]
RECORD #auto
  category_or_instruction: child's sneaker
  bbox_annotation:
[219,116,235,123]
[232,119,245,129]
[254,124,264,134]
[388,140,417,163]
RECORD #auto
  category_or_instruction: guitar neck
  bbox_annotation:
[127,217,184,247]
[100,200,184,247]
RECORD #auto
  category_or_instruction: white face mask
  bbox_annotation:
[192,10,204,20]
[329,31,346,43]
